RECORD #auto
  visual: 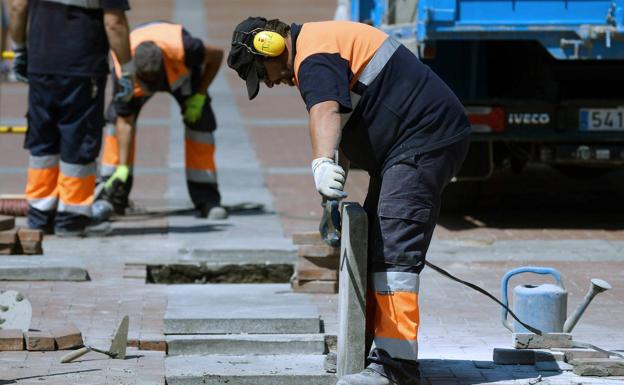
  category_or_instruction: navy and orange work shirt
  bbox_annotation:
[28,0,130,77]
[292,21,471,175]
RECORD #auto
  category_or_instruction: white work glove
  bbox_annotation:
[312,157,348,200]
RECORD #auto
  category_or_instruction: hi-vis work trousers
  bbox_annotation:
[363,137,469,384]
[24,74,105,232]
[100,92,220,209]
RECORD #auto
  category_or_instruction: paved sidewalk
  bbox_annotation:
[0,0,622,384]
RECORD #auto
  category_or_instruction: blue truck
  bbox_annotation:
[342,0,624,182]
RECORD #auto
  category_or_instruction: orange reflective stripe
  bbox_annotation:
[25,168,58,199]
[185,139,216,171]
[371,291,420,340]
[58,173,96,206]
[112,22,188,96]
[294,21,387,88]
[102,133,120,167]
[101,133,136,167]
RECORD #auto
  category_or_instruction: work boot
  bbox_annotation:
[336,368,397,385]
[55,220,112,238]
[92,199,115,222]
[98,180,130,215]
[198,204,228,220]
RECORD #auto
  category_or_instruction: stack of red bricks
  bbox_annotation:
[291,231,340,294]
[0,325,83,351]
[0,215,44,255]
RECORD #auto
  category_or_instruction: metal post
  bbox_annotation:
[337,202,368,377]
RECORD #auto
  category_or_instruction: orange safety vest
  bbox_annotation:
[112,22,190,98]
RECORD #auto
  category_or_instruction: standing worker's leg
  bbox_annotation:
[24,74,60,233]
[55,75,107,234]
[180,94,225,219]
[340,138,469,385]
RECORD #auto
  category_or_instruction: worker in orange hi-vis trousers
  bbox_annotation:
[98,21,226,219]
[9,0,134,237]
[228,18,471,385]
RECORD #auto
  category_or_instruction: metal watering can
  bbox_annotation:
[501,266,611,333]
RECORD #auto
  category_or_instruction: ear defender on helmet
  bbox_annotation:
[253,31,286,57]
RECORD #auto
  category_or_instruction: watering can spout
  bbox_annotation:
[563,278,611,333]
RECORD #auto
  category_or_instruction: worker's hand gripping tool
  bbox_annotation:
[319,151,342,247]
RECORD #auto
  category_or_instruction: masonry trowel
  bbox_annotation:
[60,315,129,363]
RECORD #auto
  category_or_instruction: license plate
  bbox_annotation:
[579,108,624,131]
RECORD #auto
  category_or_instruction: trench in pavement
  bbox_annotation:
[146,263,294,284]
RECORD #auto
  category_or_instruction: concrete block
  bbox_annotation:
[0,257,89,281]
[164,284,321,334]
[298,244,339,258]
[0,229,18,255]
[513,333,573,349]
[17,228,43,242]
[0,215,15,231]
[0,229,17,244]
[17,228,44,255]
[325,334,337,353]
[337,203,368,377]
[165,354,336,385]
[473,361,496,369]
[536,359,572,371]
[0,244,16,255]
[571,358,624,376]
[25,331,55,351]
[296,257,338,281]
[292,279,337,294]
[493,348,535,365]
[51,325,83,350]
[0,290,32,332]
[553,348,610,362]
[324,352,337,373]
[166,334,325,356]
[18,241,43,255]
[534,350,565,362]
[292,231,323,245]
[0,329,24,351]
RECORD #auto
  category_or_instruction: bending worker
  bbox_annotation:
[10,0,133,236]
[228,18,471,385]
[99,21,226,219]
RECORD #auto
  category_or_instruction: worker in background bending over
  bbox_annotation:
[228,17,471,385]
[10,0,133,236]
[99,21,226,219]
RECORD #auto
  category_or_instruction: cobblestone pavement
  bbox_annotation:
[0,0,623,384]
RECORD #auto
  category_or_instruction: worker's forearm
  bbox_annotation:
[309,101,342,160]
[197,45,223,93]
[9,0,29,46]
[116,116,135,166]
[104,10,131,65]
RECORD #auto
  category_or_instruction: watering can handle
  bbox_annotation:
[501,266,564,332]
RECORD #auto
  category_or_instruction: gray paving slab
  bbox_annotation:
[166,333,326,355]
[0,256,88,281]
[165,354,336,385]
[41,236,295,267]
[164,284,321,334]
